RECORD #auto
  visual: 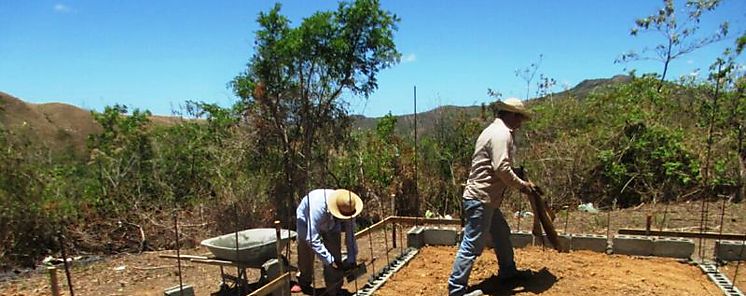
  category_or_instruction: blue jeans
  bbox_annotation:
[448,199,516,296]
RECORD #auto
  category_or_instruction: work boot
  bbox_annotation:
[463,289,484,296]
[496,268,532,282]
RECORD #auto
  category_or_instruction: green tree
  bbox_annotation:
[230,0,400,220]
[617,0,729,90]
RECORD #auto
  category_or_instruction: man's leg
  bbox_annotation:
[322,231,344,295]
[488,208,517,275]
[297,239,314,287]
[448,199,487,296]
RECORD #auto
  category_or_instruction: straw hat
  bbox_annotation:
[327,189,363,219]
[495,98,532,119]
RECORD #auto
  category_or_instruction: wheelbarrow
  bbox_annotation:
[161,228,297,296]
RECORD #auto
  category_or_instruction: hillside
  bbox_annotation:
[351,75,632,133]
[0,92,184,156]
[0,76,630,154]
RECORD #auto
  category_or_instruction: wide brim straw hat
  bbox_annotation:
[327,189,364,219]
[495,98,532,120]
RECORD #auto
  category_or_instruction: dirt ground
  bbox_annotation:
[0,201,744,295]
[375,246,721,296]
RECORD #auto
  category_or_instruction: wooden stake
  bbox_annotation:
[48,267,60,296]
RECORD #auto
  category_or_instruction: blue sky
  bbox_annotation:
[1,1,744,117]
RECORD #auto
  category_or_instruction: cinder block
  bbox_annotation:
[653,237,694,259]
[423,227,459,246]
[260,259,288,296]
[571,233,609,253]
[509,231,533,248]
[714,240,746,261]
[612,234,653,256]
[538,234,572,252]
[407,226,424,249]
[164,285,194,296]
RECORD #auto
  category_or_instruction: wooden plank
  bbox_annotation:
[158,254,209,260]
[354,216,392,238]
[190,258,238,267]
[248,272,291,296]
[618,229,746,240]
[388,216,461,226]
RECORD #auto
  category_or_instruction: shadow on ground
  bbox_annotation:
[470,267,557,295]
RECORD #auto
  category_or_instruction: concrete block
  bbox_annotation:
[714,240,746,261]
[612,234,653,256]
[509,231,533,248]
[423,227,459,246]
[164,285,194,296]
[538,234,572,252]
[653,237,694,259]
[407,226,424,249]
[571,233,609,253]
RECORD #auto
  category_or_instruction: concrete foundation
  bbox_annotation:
[714,240,746,261]
[407,226,425,249]
[570,233,608,253]
[537,234,572,251]
[509,231,534,248]
[423,227,460,246]
[652,237,694,259]
[612,234,653,256]
[407,226,459,247]
[164,285,194,296]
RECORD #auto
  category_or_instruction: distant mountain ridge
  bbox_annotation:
[0,75,630,153]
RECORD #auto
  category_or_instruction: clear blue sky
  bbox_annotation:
[1,0,744,117]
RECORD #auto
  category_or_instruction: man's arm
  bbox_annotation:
[306,211,335,266]
[490,134,530,190]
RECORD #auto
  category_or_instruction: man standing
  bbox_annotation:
[448,98,537,296]
[294,189,363,295]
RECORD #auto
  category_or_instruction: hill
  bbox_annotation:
[0,76,630,154]
[351,75,632,133]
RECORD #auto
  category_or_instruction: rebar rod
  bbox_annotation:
[731,234,745,291]
[382,225,391,267]
[57,231,75,296]
[174,212,185,295]
[717,195,727,245]
[233,203,240,296]
[367,226,376,276]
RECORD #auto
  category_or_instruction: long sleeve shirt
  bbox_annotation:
[463,118,530,206]
[296,189,358,266]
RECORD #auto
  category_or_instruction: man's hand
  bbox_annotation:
[332,260,355,271]
[520,181,539,195]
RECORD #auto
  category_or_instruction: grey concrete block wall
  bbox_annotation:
[407,226,425,249]
[612,234,653,256]
[510,231,533,248]
[653,237,694,259]
[538,234,572,252]
[714,240,746,261]
[571,233,609,253]
[423,227,460,246]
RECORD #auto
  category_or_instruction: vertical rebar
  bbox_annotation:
[399,223,404,256]
[233,203,240,296]
[414,85,419,221]
[660,202,669,232]
[382,224,391,267]
[731,233,746,290]
[717,195,727,245]
[367,227,376,276]
[173,210,184,296]
[274,220,287,295]
[57,231,74,296]
[562,205,569,235]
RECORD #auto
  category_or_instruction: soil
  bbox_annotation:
[375,246,721,296]
[0,201,744,295]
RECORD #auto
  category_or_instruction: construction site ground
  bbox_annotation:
[0,201,744,295]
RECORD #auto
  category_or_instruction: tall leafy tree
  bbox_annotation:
[617,0,729,90]
[230,0,400,220]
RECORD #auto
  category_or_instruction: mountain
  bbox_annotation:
[0,75,630,154]
[352,75,632,133]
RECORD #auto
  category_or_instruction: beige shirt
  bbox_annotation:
[463,118,529,206]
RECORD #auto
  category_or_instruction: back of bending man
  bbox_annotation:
[448,98,536,296]
[295,189,363,296]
